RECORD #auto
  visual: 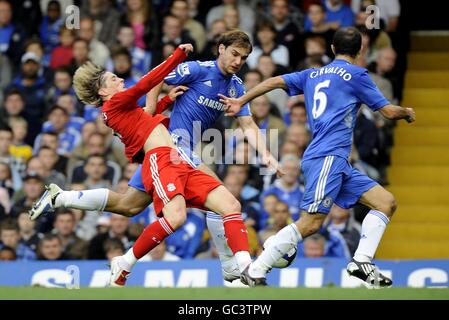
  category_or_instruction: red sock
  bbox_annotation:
[223,213,250,254]
[132,217,174,259]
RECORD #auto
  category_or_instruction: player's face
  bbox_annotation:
[101,72,125,96]
[219,44,250,75]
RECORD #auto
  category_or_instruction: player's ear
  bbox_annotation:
[218,44,225,55]
[331,44,336,55]
[98,87,108,97]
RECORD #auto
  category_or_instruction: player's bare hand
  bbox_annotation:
[179,44,194,55]
[405,107,416,123]
[168,85,189,101]
[263,154,285,177]
[218,94,243,116]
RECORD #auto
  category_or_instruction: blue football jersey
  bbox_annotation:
[282,59,389,161]
[165,60,251,150]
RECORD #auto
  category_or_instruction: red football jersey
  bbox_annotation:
[101,48,187,163]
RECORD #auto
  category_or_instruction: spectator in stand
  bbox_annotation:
[39,0,63,63]
[324,205,361,256]
[104,237,125,261]
[37,233,67,260]
[351,0,400,32]
[54,94,85,131]
[37,147,66,181]
[119,0,159,51]
[0,161,13,199]
[26,154,66,188]
[298,232,349,258]
[299,36,331,69]
[52,209,88,259]
[67,132,122,187]
[50,27,75,70]
[158,14,197,63]
[74,154,112,189]
[261,155,304,221]
[10,173,44,217]
[8,116,32,164]
[369,47,398,99]
[279,140,301,159]
[140,240,180,261]
[17,210,41,252]
[323,0,354,29]
[88,213,136,260]
[81,0,120,47]
[0,89,24,121]
[6,52,47,145]
[285,123,310,158]
[78,17,109,67]
[266,0,302,68]
[0,53,12,98]
[206,0,255,36]
[246,21,289,69]
[113,24,152,78]
[225,164,260,201]
[0,124,22,191]
[164,209,205,259]
[248,95,287,150]
[170,0,206,52]
[68,38,90,75]
[255,55,289,114]
[200,19,226,61]
[33,106,81,156]
[22,39,54,80]
[37,131,68,174]
[0,0,26,67]
[283,101,307,128]
[304,2,335,53]
[45,67,77,111]
[259,200,292,244]
[0,218,36,260]
[0,245,16,260]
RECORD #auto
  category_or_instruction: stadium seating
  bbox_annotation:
[378,33,449,258]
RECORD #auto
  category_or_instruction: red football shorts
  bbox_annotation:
[141,146,222,214]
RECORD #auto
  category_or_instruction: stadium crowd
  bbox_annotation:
[0,0,401,262]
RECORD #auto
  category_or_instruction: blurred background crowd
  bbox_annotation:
[0,0,404,263]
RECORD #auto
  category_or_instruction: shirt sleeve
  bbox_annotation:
[282,70,307,96]
[111,48,187,110]
[164,61,201,85]
[354,70,390,111]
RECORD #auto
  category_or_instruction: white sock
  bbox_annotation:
[235,251,252,273]
[206,212,242,276]
[206,212,234,257]
[250,223,302,278]
[353,210,389,263]
[120,248,138,271]
[55,189,108,211]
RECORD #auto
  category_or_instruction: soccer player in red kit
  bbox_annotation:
[71,44,252,286]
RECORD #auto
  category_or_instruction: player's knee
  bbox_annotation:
[379,192,397,218]
[164,207,186,229]
[227,197,241,214]
[297,219,322,238]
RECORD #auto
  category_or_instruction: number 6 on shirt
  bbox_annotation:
[312,80,331,119]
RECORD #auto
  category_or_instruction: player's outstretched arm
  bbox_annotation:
[219,76,287,116]
[126,44,193,100]
[378,104,416,123]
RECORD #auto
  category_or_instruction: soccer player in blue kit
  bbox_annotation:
[30,30,282,283]
[220,27,416,287]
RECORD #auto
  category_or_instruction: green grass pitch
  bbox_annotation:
[1,287,449,300]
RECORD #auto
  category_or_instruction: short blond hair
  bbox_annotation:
[73,61,105,106]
